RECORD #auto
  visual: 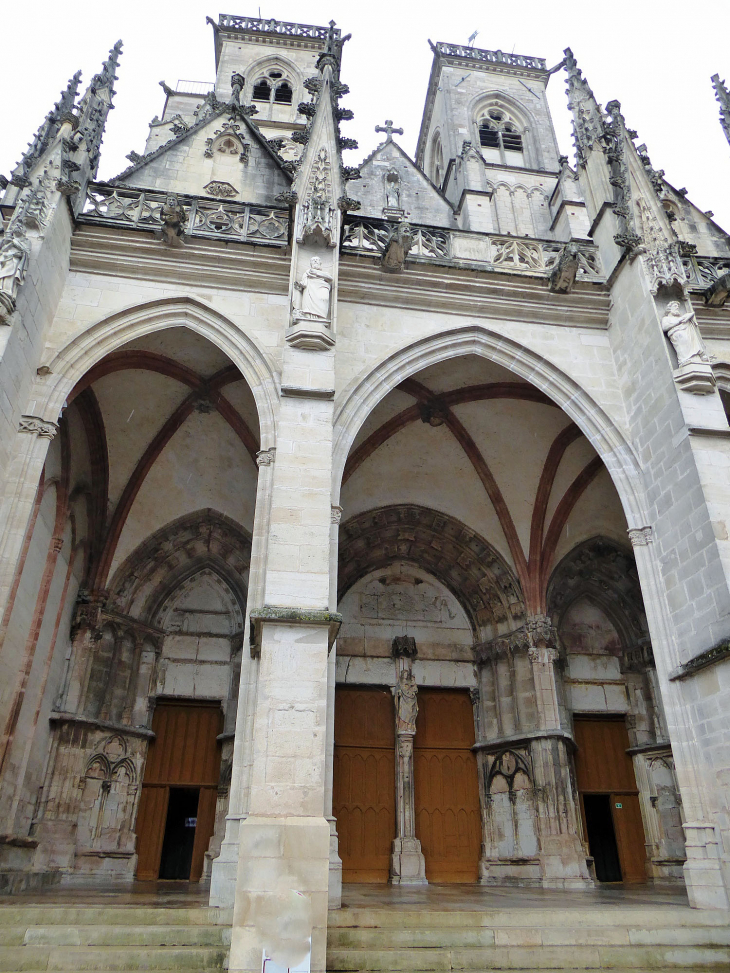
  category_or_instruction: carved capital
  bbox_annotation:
[627,526,653,547]
[256,447,276,467]
[397,735,413,758]
[18,415,58,439]
[331,504,343,525]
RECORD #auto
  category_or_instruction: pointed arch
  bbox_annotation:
[332,326,647,532]
[468,89,543,169]
[31,296,278,449]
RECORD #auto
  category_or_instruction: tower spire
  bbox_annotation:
[563,48,605,164]
[8,71,82,188]
[77,40,123,177]
[711,74,730,147]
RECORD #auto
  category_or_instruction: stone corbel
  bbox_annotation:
[248,606,343,658]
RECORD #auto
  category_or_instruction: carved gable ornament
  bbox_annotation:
[299,146,336,247]
[204,181,238,199]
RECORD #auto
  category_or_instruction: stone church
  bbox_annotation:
[1,11,730,973]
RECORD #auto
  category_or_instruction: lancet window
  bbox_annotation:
[477,108,525,167]
[431,133,445,188]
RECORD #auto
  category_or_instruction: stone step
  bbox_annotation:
[0,945,228,971]
[0,907,231,926]
[328,907,730,928]
[328,924,730,949]
[0,925,231,947]
[326,944,730,970]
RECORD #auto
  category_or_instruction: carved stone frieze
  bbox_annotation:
[204,181,238,199]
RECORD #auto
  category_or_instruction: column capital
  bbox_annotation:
[627,525,653,547]
[256,446,276,466]
[18,414,58,439]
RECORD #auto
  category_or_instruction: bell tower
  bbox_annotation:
[415,42,563,233]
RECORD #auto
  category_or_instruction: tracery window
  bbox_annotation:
[478,109,525,167]
[252,70,294,104]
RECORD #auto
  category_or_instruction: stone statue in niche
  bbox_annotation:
[294,256,332,320]
[394,667,418,733]
[385,170,401,210]
[661,301,710,367]
[0,224,31,321]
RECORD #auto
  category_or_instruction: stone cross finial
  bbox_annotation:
[375,120,404,142]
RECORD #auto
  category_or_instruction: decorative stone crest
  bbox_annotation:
[204,181,238,199]
[299,147,336,247]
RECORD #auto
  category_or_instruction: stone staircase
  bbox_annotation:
[0,904,230,971]
[326,905,730,971]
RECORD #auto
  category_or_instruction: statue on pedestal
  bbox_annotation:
[294,256,332,320]
[661,301,710,367]
[394,667,418,734]
[0,225,31,322]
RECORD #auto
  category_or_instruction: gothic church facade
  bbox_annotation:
[1,13,730,973]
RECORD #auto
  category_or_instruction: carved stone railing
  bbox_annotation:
[217,13,333,40]
[342,219,450,261]
[436,42,546,72]
[341,217,603,281]
[682,254,730,291]
[78,184,290,246]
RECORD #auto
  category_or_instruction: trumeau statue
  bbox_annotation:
[661,300,710,367]
[394,667,418,734]
[0,225,31,320]
[294,256,332,320]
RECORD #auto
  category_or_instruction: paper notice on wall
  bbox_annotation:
[262,945,311,973]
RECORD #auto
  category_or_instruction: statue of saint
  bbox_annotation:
[385,171,401,210]
[661,300,709,367]
[394,667,418,734]
[231,73,245,105]
[294,256,332,320]
[0,226,31,299]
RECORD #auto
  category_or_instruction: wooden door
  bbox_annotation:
[135,701,222,881]
[573,717,647,884]
[414,689,481,882]
[333,687,395,882]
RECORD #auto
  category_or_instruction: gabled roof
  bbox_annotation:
[111,99,292,185]
[357,137,454,209]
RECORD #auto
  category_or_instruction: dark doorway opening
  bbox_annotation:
[583,793,622,882]
[158,787,199,880]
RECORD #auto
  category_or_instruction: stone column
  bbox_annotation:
[0,416,57,626]
[628,526,730,909]
[389,639,427,885]
[325,504,342,909]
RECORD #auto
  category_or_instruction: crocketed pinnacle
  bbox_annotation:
[563,47,605,163]
[712,74,730,147]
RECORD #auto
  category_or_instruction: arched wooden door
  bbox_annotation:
[414,689,481,882]
[333,687,395,882]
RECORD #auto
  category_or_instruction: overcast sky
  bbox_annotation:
[1,1,728,229]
